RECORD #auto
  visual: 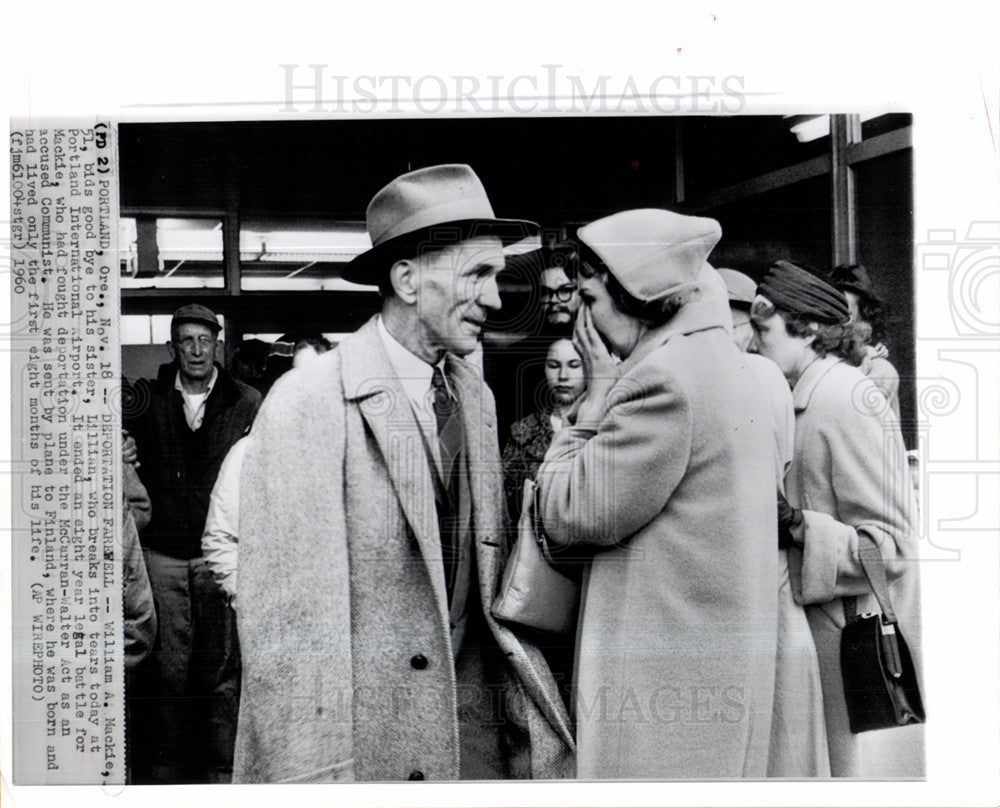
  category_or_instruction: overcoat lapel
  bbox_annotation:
[341,318,450,624]
[343,328,574,757]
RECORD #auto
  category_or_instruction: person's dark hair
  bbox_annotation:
[288,333,332,354]
[578,243,692,325]
[829,263,887,344]
[231,338,270,386]
[541,242,579,280]
[261,332,333,392]
[779,308,866,365]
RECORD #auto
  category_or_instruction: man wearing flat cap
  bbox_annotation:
[749,260,922,777]
[234,164,573,783]
[125,303,262,783]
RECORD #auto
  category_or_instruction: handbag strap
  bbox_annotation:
[528,479,547,549]
[856,533,898,625]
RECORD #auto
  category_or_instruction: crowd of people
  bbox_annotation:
[119,163,921,783]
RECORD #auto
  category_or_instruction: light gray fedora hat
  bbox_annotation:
[342,164,539,283]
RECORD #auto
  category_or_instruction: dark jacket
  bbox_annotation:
[126,362,261,559]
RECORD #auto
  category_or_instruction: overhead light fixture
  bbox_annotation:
[784,112,886,143]
[785,114,831,143]
[239,222,372,263]
[152,217,225,265]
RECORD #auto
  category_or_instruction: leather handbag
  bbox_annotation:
[840,534,925,733]
[491,479,580,634]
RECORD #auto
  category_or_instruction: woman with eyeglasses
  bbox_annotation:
[535,209,782,779]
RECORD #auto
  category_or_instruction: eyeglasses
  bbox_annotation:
[175,335,217,352]
[540,284,577,303]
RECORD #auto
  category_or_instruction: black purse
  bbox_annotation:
[840,535,925,733]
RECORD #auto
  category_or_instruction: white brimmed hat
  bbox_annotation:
[577,209,722,303]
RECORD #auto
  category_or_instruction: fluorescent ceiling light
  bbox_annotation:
[240,223,372,263]
[240,276,378,292]
[784,113,887,143]
[788,115,831,143]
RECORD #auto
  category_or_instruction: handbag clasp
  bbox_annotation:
[879,615,903,678]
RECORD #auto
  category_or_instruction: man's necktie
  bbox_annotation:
[431,364,465,603]
[431,364,464,492]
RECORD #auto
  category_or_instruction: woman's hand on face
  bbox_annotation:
[573,306,620,427]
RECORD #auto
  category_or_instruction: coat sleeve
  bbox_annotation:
[867,356,901,419]
[536,363,692,547]
[122,504,157,671]
[201,436,248,604]
[791,391,917,605]
[122,462,152,532]
[123,377,155,491]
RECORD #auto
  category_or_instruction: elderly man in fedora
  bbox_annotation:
[233,165,574,783]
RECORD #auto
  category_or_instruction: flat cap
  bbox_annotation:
[171,303,222,333]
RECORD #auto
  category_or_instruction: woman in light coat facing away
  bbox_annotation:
[535,209,781,779]
[749,260,922,777]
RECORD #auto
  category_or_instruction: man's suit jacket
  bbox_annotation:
[234,316,573,783]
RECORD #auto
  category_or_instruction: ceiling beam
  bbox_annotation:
[681,124,912,213]
[682,154,832,213]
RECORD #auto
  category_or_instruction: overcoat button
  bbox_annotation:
[410,654,428,670]
[408,770,425,780]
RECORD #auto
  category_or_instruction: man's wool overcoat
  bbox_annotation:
[234,317,574,783]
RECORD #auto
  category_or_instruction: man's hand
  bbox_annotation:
[122,430,139,466]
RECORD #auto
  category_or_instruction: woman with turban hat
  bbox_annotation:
[749,260,923,777]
